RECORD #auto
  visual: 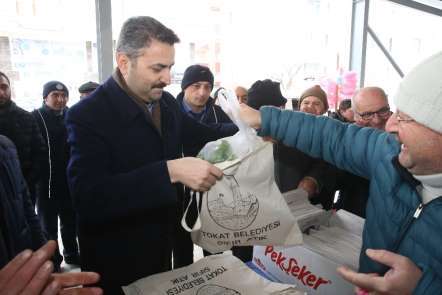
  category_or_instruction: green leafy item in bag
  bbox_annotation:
[199,140,236,164]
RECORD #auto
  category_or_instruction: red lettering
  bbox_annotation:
[306,274,317,287]
[263,247,331,291]
[264,246,273,256]
[276,252,286,270]
[313,277,331,290]
[291,265,300,276]
[285,258,298,275]
[297,266,311,285]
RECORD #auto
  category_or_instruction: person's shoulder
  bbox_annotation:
[0,135,15,150]
[67,79,129,129]
[11,103,39,126]
[175,91,184,100]
[30,107,43,116]
[29,108,43,125]
[161,91,185,120]
[12,102,32,116]
[212,103,224,113]
[211,101,232,122]
[68,84,108,117]
[0,135,20,162]
[162,91,177,103]
[161,91,180,109]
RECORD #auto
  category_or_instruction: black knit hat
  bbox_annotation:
[181,65,214,90]
[246,79,287,110]
[78,81,99,94]
[42,81,69,99]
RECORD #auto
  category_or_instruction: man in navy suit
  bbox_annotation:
[66,16,236,294]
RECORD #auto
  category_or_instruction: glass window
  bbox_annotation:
[365,0,442,107]
[0,0,97,110]
[111,0,352,98]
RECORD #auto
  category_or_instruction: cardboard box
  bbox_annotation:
[252,210,364,295]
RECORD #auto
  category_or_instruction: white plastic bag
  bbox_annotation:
[184,89,303,253]
[198,89,260,163]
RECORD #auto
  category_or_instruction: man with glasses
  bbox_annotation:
[238,51,442,294]
[334,87,391,217]
[353,86,392,130]
[32,81,80,269]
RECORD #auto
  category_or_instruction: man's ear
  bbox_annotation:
[116,52,130,76]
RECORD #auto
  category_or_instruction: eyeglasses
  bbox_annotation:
[356,106,392,121]
[394,112,415,123]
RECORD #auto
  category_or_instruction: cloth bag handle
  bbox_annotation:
[181,191,202,232]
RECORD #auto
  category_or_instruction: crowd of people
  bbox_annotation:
[0,15,441,295]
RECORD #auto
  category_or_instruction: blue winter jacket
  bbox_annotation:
[259,107,442,295]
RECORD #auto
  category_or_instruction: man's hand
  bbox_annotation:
[0,241,102,295]
[167,157,223,191]
[297,176,319,197]
[262,136,277,144]
[239,103,261,129]
[46,272,102,295]
[337,249,422,295]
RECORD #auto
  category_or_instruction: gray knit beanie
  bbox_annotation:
[394,51,442,133]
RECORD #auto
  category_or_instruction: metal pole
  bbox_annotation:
[95,0,113,82]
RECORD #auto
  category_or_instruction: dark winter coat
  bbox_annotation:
[176,92,235,157]
[32,105,71,202]
[274,142,337,209]
[0,135,46,268]
[65,76,236,294]
[0,101,46,201]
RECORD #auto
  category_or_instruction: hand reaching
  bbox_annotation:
[297,176,319,197]
[0,241,102,295]
[337,249,422,295]
[239,103,262,129]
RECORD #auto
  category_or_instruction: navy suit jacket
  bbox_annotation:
[66,76,236,294]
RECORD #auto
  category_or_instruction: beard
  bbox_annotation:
[0,95,11,106]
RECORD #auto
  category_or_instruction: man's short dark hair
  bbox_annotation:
[0,71,10,85]
[116,16,180,60]
[339,99,352,111]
